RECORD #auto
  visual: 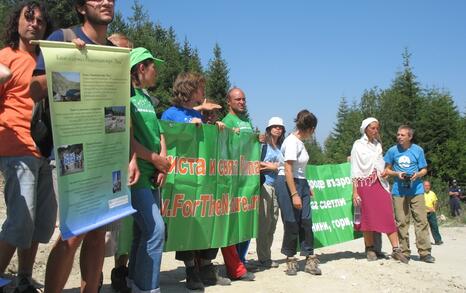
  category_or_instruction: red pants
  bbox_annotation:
[221,245,246,278]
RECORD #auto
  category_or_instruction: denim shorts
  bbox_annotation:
[0,156,57,248]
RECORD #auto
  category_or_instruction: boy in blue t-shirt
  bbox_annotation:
[384,125,434,263]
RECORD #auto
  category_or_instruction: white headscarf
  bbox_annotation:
[350,117,389,191]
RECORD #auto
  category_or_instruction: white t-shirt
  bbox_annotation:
[278,133,309,179]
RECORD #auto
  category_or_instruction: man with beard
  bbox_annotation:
[29,1,133,292]
[0,2,54,292]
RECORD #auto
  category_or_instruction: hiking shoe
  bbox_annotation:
[244,261,259,272]
[233,271,255,281]
[186,266,204,290]
[420,254,436,263]
[304,255,322,275]
[285,257,298,276]
[366,247,377,261]
[391,248,409,264]
[111,266,130,292]
[257,259,279,268]
[199,263,231,286]
[375,251,389,259]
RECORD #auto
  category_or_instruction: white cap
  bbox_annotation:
[267,117,284,128]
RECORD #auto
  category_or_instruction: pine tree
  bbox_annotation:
[109,12,129,36]
[206,43,231,117]
[324,98,362,163]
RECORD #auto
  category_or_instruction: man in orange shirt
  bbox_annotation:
[0,2,54,292]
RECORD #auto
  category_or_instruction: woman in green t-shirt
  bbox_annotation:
[127,47,170,292]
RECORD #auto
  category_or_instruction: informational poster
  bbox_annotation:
[307,162,361,248]
[40,41,135,239]
[160,121,260,251]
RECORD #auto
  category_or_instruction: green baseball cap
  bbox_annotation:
[130,47,164,68]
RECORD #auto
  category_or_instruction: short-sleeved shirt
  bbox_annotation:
[0,47,41,157]
[384,143,427,196]
[424,190,438,212]
[262,144,283,185]
[449,186,461,198]
[278,134,309,179]
[222,113,253,133]
[131,88,163,189]
[161,106,203,123]
[35,26,97,74]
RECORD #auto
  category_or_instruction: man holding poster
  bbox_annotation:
[30,0,138,292]
[221,87,257,281]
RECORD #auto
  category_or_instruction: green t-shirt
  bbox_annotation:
[130,88,163,189]
[222,113,253,133]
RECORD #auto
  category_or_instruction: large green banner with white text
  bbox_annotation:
[161,121,260,251]
[307,163,360,248]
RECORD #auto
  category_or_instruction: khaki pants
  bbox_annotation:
[393,195,431,257]
[256,183,279,261]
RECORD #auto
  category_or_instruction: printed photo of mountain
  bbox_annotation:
[52,71,81,102]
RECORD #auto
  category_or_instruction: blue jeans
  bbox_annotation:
[128,188,165,293]
[275,176,314,257]
[236,241,250,263]
[427,212,442,243]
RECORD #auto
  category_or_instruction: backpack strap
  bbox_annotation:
[260,143,267,161]
[61,27,78,42]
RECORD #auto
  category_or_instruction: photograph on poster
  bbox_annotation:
[57,144,84,176]
[104,106,126,133]
[51,71,81,102]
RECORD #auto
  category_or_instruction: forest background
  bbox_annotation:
[1,0,464,220]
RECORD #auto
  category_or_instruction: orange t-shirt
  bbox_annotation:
[0,47,41,157]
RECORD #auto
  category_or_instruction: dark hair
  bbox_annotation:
[171,72,205,107]
[3,1,53,52]
[265,126,285,149]
[73,0,86,23]
[130,59,154,87]
[294,109,317,132]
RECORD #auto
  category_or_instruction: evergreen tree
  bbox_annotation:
[206,43,230,117]
[109,12,129,36]
[324,98,362,163]
[306,138,326,165]
[180,38,203,73]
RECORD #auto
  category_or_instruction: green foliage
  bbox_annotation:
[324,97,362,163]
[324,48,465,196]
[205,43,231,117]
[0,0,231,119]
[306,137,326,165]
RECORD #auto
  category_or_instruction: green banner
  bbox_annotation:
[161,121,260,251]
[307,163,360,248]
[40,41,135,239]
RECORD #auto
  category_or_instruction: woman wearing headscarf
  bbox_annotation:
[350,117,408,263]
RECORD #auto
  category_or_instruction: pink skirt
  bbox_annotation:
[355,177,397,234]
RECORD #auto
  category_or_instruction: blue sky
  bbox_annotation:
[116,0,466,144]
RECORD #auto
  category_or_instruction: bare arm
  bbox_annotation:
[260,161,278,171]
[384,163,404,179]
[352,181,360,206]
[285,161,302,209]
[411,167,427,181]
[132,136,170,173]
[155,134,168,186]
[0,63,12,84]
